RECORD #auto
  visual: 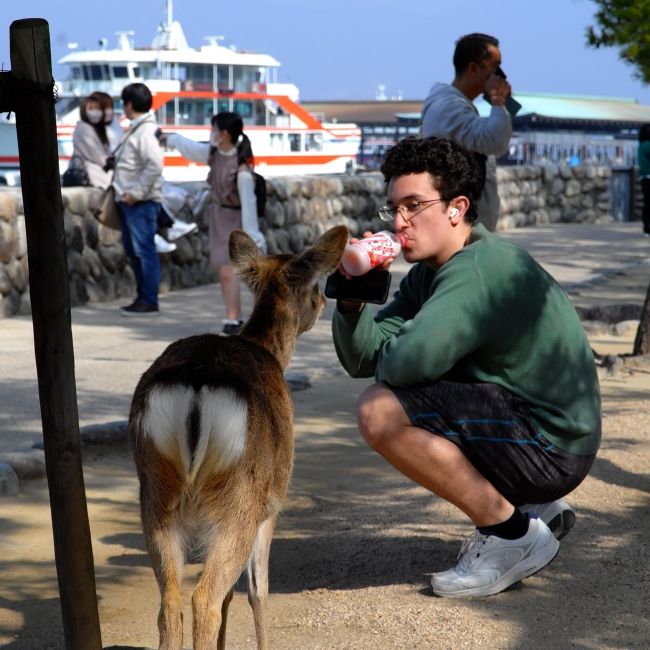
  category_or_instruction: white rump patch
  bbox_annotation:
[142,385,248,482]
[194,386,248,479]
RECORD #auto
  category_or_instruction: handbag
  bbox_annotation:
[93,186,122,230]
[62,154,91,187]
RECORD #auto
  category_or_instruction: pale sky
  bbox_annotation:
[2,0,650,105]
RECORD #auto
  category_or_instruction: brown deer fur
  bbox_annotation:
[129,226,349,649]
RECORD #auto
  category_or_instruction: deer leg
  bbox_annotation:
[192,521,257,650]
[216,587,234,650]
[247,516,276,650]
[144,525,185,650]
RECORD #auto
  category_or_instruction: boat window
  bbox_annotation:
[133,66,141,79]
[233,101,253,119]
[253,101,267,125]
[288,133,302,152]
[305,134,323,152]
[233,67,257,92]
[70,66,83,81]
[163,99,213,126]
[139,65,157,81]
[83,64,110,81]
[112,66,129,79]
[217,100,231,114]
[270,133,284,151]
[217,66,230,91]
[184,63,213,91]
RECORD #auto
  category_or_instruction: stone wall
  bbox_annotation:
[496,163,612,230]
[0,163,614,318]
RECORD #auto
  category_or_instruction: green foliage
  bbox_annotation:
[586,0,650,84]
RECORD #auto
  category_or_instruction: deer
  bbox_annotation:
[128,225,349,650]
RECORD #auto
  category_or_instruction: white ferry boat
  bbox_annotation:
[1,0,361,182]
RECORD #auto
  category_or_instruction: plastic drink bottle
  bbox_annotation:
[341,231,406,276]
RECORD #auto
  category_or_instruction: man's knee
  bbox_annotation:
[356,384,407,451]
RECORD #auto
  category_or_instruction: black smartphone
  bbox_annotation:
[324,269,392,305]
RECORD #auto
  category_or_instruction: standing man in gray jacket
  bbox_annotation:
[113,82,164,315]
[421,33,516,231]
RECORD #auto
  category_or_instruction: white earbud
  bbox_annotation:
[449,208,459,219]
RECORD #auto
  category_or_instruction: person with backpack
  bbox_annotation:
[159,112,266,334]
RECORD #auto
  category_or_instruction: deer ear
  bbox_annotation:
[229,230,260,268]
[287,225,349,286]
[229,230,263,288]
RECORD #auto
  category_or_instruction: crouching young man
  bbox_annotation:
[331,136,601,597]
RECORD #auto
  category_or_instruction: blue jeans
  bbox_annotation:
[118,200,161,306]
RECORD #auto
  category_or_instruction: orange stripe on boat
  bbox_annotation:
[163,154,343,167]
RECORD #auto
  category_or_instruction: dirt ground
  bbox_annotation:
[1,324,650,649]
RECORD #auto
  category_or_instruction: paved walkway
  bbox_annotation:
[1,221,650,649]
[0,221,648,454]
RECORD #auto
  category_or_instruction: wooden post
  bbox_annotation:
[9,19,102,649]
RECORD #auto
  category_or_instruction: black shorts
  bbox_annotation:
[389,380,595,505]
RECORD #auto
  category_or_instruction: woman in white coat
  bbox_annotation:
[70,92,123,189]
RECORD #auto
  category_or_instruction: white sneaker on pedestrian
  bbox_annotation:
[154,234,177,254]
[167,219,198,241]
[431,517,559,598]
[519,499,575,540]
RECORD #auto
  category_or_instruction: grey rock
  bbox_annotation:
[0,265,12,295]
[0,449,46,480]
[0,220,16,264]
[612,320,640,336]
[5,257,28,293]
[2,288,20,317]
[581,320,611,336]
[583,303,642,323]
[0,463,19,496]
[285,371,311,392]
[80,421,129,445]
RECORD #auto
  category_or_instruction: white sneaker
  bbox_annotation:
[519,499,575,540]
[154,234,177,254]
[167,220,198,241]
[431,517,559,598]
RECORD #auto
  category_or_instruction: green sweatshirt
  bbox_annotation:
[332,225,601,455]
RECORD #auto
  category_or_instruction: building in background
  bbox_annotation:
[302,100,422,169]
[304,93,650,222]
[304,93,650,169]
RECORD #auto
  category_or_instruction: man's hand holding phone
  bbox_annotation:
[483,66,521,116]
[326,232,395,310]
[484,71,511,107]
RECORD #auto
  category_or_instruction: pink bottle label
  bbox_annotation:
[341,232,403,275]
[361,234,401,268]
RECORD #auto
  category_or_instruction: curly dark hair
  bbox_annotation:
[380,137,485,223]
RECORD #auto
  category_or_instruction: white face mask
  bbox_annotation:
[86,109,103,124]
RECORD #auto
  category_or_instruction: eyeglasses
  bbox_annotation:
[378,198,445,222]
